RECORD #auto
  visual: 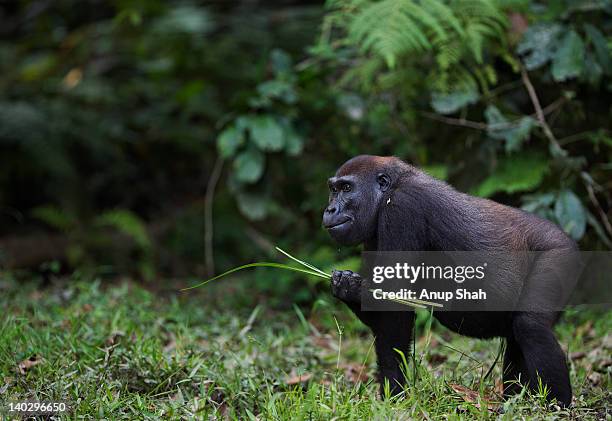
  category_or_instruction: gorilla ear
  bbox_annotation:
[377,173,391,192]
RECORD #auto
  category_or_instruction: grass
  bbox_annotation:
[0,273,610,419]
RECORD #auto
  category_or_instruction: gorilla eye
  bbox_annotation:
[330,186,338,193]
[342,184,352,192]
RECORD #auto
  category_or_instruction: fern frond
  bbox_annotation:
[326,0,509,91]
[96,209,151,250]
[351,0,433,67]
[422,0,465,38]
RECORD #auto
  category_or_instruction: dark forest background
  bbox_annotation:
[1,0,610,303]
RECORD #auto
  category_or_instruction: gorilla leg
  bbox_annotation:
[512,312,572,406]
[503,335,529,397]
[331,270,415,396]
[371,312,415,396]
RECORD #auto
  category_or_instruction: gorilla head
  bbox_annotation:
[322,155,400,245]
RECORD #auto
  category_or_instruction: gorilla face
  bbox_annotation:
[323,163,391,246]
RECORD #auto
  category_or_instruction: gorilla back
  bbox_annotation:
[323,155,577,407]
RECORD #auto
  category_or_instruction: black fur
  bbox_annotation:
[323,155,576,406]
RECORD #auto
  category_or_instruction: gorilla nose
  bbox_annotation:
[323,203,351,228]
[325,205,337,214]
[323,207,336,228]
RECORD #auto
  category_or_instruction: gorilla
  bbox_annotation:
[322,155,577,407]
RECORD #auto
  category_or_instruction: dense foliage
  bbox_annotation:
[0,1,610,300]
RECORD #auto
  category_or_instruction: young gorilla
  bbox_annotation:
[323,155,577,407]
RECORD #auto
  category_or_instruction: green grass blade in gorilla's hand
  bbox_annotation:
[180,262,329,291]
[275,246,329,277]
[181,248,442,310]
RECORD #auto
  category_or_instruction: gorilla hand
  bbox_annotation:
[331,270,362,304]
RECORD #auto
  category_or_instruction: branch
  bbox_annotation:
[583,175,612,238]
[420,112,488,130]
[520,65,612,238]
[420,97,567,131]
[520,66,564,151]
[204,157,224,277]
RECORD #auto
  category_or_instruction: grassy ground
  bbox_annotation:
[0,273,610,420]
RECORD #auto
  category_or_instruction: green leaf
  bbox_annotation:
[430,89,479,115]
[31,205,75,231]
[517,23,562,70]
[484,106,535,152]
[337,93,364,121]
[554,190,586,240]
[153,6,214,34]
[583,52,603,85]
[484,105,505,125]
[96,209,151,250]
[472,153,548,197]
[256,80,297,104]
[236,191,268,220]
[20,53,56,81]
[521,192,555,212]
[247,115,285,152]
[505,117,534,152]
[551,30,585,82]
[217,125,244,158]
[233,147,265,183]
[521,193,556,220]
[584,24,611,74]
[284,127,303,156]
[270,49,293,76]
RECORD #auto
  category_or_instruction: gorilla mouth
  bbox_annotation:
[325,217,351,230]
